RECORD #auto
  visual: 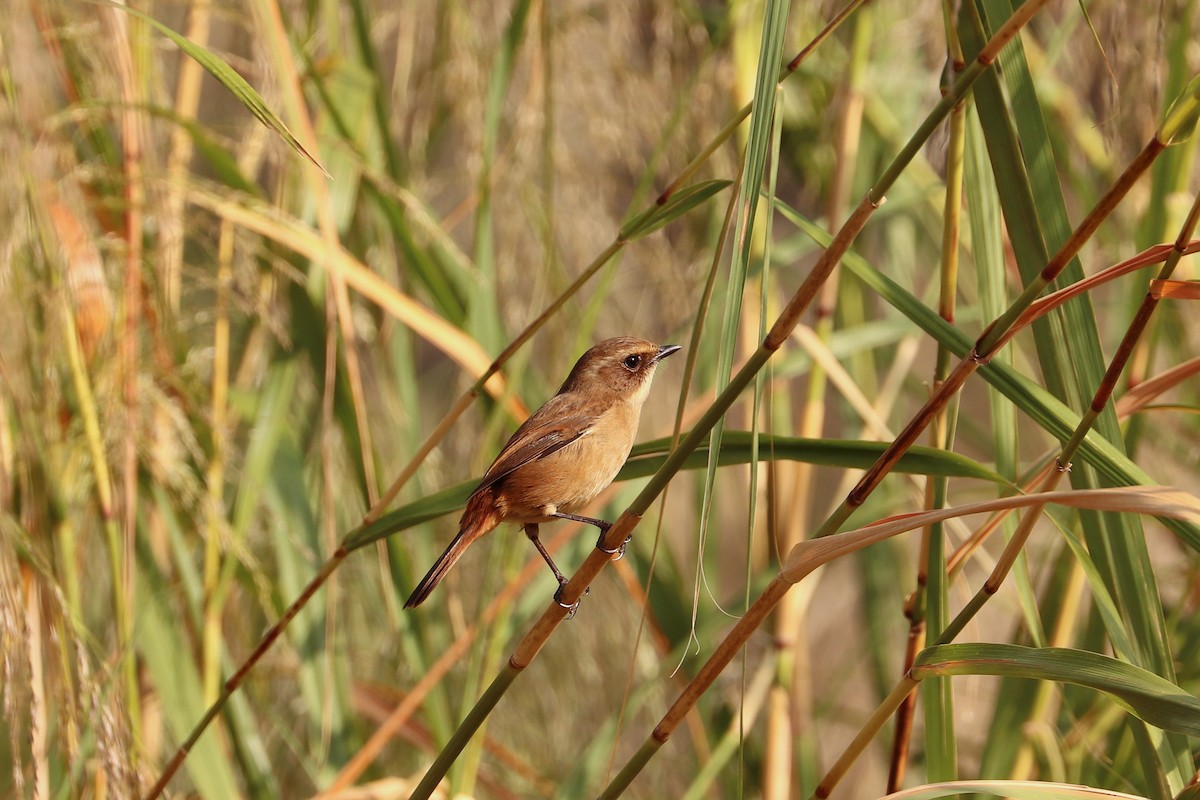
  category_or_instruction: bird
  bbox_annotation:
[404,336,681,609]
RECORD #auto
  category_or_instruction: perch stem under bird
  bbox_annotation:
[404,337,681,612]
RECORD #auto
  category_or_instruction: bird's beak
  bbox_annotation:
[652,344,682,363]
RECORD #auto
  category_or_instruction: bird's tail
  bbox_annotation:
[404,490,500,608]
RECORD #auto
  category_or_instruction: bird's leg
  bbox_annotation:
[524,523,567,587]
[527,522,589,618]
[552,511,631,560]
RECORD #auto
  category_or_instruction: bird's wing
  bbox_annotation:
[473,393,598,493]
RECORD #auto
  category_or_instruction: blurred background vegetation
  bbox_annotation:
[2,0,1200,798]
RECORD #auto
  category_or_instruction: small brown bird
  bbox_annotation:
[405,337,680,608]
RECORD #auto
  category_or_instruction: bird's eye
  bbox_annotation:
[623,354,642,370]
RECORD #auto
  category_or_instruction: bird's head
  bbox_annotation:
[557,336,681,404]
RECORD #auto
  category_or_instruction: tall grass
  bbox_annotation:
[2,1,1199,799]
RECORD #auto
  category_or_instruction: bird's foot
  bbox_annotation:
[596,530,633,560]
[554,583,589,620]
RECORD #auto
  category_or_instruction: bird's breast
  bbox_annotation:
[497,401,639,520]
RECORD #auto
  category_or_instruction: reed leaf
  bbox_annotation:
[913,643,1200,737]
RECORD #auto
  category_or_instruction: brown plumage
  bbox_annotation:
[404,337,680,608]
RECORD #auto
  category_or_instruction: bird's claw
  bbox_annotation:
[554,584,589,620]
[597,531,633,560]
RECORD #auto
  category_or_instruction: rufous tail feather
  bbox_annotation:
[404,490,500,608]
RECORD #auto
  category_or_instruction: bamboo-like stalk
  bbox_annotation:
[889,7,968,787]
[201,220,235,704]
[767,8,872,797]
[159,0,212,313]
[109,0,144,761]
